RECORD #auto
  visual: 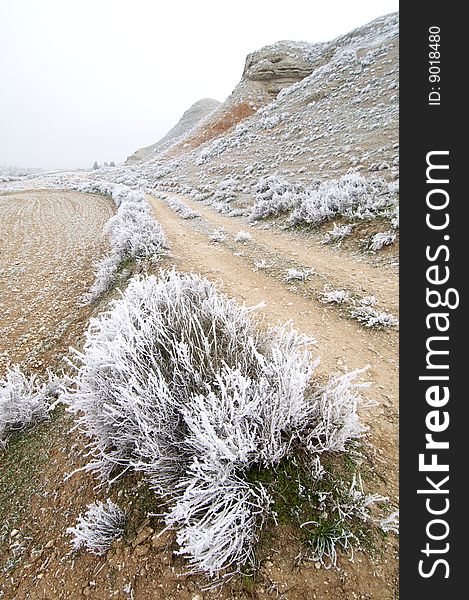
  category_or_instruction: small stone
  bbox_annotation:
[10,529,19,538]
[132,526,153,548]
[151,531,171,550]
[134,544,150,557]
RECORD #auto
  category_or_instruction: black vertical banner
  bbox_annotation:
[400,5,465,598]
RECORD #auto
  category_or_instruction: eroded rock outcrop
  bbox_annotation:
[125,98,220,164]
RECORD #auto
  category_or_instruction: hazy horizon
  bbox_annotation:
[0,0,399,170]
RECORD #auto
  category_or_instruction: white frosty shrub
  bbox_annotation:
[253,259,272,271]
[321,223,354,244]
[83,187,167,303]
[350,306,398,329]
[166,196,200,219]
[358,295,377,307]
[320,290,349,304]
[368,231,396,251]
[234,231,252,243]
[64,270,370,577]
[209,228,226,243]
[0,366,60,447]
[391,206,399,230]
[67,499,125,555]
[290,174,396,227]
[305,369,370,454]
[249,174,397,227]
[285,268,309,282]
[248,175,299,222]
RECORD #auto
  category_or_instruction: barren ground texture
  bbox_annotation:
[0,190,114,373]
[0,187,398,600]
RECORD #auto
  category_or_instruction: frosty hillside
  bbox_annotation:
[0,10,399,600]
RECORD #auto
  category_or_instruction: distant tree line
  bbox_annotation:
[93,161,116,170]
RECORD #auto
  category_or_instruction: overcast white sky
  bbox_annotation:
[0,0,399,170]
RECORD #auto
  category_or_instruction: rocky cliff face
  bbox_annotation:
[158,42,319,159]
[125,98,220,164]
[242,41,318,96]
[122,11,398,197]
[127,42,319,163]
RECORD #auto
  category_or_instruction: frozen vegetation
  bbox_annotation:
[62,270,393,578]
[0,366,62,447]
[0,12,399,587]
[248,173,398,227]
[67,499,126,555]
[320,289,350,304]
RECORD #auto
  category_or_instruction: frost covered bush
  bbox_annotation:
[67,499,125,555]
[249,174,397,228]
[64,270,371,578]
[259,112,289,130]
[165,196,200,219]
[290,174,397,227]
[349,305,398,329]
[322,223,354,244]
[368,230,396,251]
[0,366,61,447]
[234,231,252,243]
[320,290,349,304]
[196,137,240,165]
[285,268,309,282]
[83,187,167,303]
[209,228,226,243]
[248,175,300,222]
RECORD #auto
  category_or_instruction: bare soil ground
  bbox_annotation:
[0,189,114,373]
[0,191,398,599]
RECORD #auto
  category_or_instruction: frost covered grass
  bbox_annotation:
[320,290,349,304]
[368,230,396,251]
[81,185,167,303]
[248,452,397,569]
[248,174,398,230]
[165,196,200,219]
[234,231,252,243]
[0,366,62,448]
[67,499,125,555]
[62,270,395,579]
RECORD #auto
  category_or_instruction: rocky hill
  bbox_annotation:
[125,98,220,164]
[111,12,398,234]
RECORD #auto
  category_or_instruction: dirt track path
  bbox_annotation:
[163,191,399,313]
[148,192,398,489]
[0,189,114,374]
